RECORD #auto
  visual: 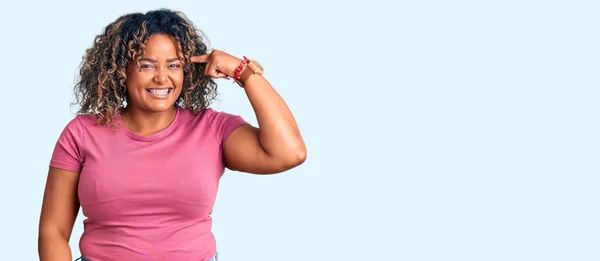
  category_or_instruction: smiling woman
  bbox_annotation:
[121,34,186,135]
[38,8,306,261]
[128,43,184,105]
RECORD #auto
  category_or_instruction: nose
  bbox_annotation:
[153,68,168,83]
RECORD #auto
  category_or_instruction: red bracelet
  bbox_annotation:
[233,56,250,82]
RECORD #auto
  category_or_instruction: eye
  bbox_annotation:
[169,63,181,68]
[140,64,154,69]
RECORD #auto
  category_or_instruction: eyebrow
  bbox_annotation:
[139,58,181,63]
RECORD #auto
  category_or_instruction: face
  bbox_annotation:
[125,34,184,113]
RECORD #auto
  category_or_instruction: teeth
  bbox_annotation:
[148,89,170,95]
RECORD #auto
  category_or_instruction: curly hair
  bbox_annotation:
[73,9,217,126]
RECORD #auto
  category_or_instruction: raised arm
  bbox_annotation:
[192,50,307,174]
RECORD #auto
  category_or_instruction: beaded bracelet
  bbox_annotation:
[233,56,250,82]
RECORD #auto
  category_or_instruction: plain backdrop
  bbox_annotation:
[0,0,598,260]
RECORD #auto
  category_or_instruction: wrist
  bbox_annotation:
[233,56,250,81]
[234,57,264,87]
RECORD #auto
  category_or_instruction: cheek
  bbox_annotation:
[125,69,139,89]
[173,71,184,86]
[124,78,135,97]
[126,73,153,90]
[169,74,184,93]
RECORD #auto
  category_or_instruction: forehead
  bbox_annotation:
[143,34,179,56]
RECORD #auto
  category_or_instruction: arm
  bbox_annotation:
[224,73,307,174]
[193,51,307,174]
[38,167,80,261]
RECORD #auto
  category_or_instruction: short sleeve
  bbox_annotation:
[206,109,249,149]
[49,116,84,173]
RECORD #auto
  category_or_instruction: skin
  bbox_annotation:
[119,34,185,136]
[38,34,306,260]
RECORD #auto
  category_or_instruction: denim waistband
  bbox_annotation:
[76,252,218,261]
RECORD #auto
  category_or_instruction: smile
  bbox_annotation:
[146,88,173,98]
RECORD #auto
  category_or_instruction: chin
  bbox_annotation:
[145,101,177,113]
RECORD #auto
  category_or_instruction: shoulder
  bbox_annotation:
[178,106,248,140]
[72,114,99,127]
[57,114,116,142]
[58,114,93,134]
[62,114,108,131]
[179,107,244,126]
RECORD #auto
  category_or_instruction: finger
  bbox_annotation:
[204,60,213,76]
[203,58,228,79]
[214,71,230,79]
[206,66,229,79]
[191,54,209,63]
[204,63,222,78]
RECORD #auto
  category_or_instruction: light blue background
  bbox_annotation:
[1,0,598,260]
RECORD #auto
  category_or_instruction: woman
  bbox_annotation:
[38,9,306,261]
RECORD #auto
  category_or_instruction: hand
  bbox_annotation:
[191,49,242,80]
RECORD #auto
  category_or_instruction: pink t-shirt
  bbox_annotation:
[49,107,248,261]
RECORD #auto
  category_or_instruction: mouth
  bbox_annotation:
[146,88,174,98]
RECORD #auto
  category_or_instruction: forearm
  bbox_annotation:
[38,232,72,261]
[243,74,306,162]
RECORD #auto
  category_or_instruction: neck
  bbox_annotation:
[120,106,178,136]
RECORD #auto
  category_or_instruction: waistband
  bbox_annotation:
[75,252,218,261]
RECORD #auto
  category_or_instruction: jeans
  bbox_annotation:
[75,253,218,261]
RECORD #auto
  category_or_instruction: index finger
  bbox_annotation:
[191,54,209,63]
